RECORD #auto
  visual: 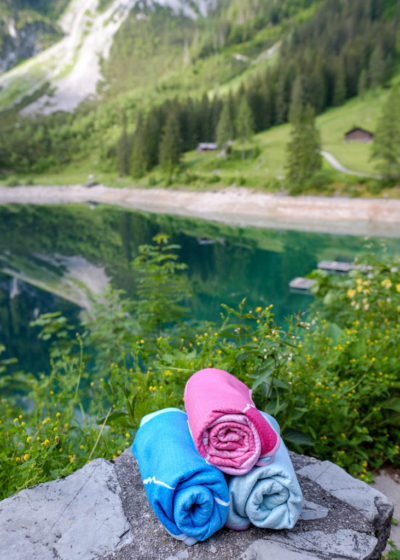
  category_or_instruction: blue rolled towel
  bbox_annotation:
[226,413,303,531]
[132,408,230,545]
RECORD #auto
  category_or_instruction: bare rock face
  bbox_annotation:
[0,450,393,560]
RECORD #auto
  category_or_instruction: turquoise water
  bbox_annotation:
[1,203,399,373]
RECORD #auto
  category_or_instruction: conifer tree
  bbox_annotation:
[368,46,385,89]
[285,104,322,194]
[130,114,148,178]
[159,110,182,174]
[235,94,254,159]
[288,75,304,124]
[216,103,234,156]
[371,85,400,179]
[358,69,368,98]
[117,112,130,176]
[333,58,346,106]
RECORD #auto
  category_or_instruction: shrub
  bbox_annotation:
[1,240,399,498]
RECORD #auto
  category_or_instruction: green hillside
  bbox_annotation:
[0,0,399,196]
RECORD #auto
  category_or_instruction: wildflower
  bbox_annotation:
[381,279,392,289]
[13,418,18,423]
[56,412,61,418]
[23,454,30,462]
[255,306,262,313]
[42,439,50,447]
[125,433,130,438]
[396,284,400,293]
[347,289,356,299]
[26,436,32,444]
[15,457,21,462]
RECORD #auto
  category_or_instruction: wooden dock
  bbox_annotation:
[289,277,316,292]
[317,260,353,273]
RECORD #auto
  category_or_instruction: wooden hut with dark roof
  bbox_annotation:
[344,127,374,143]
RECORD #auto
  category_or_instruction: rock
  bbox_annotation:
[0,450,393,560]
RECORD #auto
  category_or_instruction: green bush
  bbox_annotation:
[1,239,399,499]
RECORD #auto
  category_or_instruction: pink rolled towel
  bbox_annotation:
[184,368,280,475]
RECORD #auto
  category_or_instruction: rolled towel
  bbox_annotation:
[132,408,230,545]
[226,413,304,531]
[184,368,280,475]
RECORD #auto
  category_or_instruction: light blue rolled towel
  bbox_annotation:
[226,413,303,530]
[132,408,230,545]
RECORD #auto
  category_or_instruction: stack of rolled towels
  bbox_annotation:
[132,368,304,545]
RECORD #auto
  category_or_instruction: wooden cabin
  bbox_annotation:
[197,143,218,152]
[344,127,374,143]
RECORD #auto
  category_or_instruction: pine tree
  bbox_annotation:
[235,94,254,159]
[368,46,385,89]
[333,57,346,107]
[159,110,182,174]
[216,103,234,156]
[288,75,304,124]
[117,112,130,176]
[371,85,400,179]
[130,114,148,178]
[285,104,322,194]
[358,69,368,98]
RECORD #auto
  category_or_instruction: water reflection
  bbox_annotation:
[1,203,399,372]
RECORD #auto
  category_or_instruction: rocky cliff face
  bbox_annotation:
[0,14,62,74]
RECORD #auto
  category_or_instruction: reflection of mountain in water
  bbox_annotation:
[0,252,109,310]
[0,272,80,374]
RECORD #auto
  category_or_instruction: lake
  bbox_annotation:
[1,203,400,373]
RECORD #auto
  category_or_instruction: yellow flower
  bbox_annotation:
[255,306,262,313]
[13,418,18,423]
[347,289,356,299]
[23,454,30,461]
[56,412,61,418]
[26,436,32,444]
[15,457,21,462]
[125,433,130,438]
[396,284,400,293]
[381,279,392,289]
[42,439,50,447]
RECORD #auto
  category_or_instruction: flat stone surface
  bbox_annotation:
[374,470,400,549]
[0,460,133,560]
[0,450,394,560]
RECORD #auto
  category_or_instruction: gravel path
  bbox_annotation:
[320,150,373,177]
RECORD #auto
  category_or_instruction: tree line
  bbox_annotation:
[119,0,398,177]
[0,0,398,177]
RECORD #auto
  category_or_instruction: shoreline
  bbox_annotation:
[1,184,400,237]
